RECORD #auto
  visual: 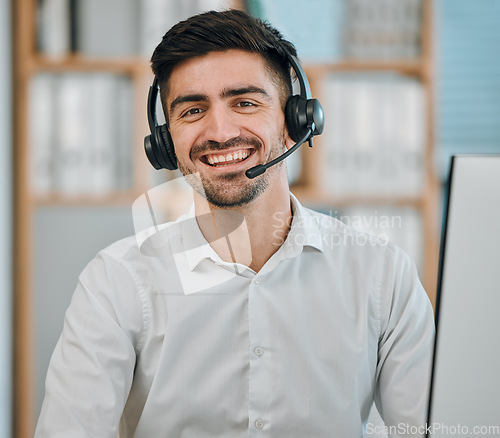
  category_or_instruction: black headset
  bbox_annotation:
[144,49,324,179]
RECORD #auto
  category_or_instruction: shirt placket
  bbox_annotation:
[247,273,275,436]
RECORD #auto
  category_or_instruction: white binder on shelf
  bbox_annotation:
[37,0,71,58]
[30,73,56,195]
[54,73,90,195]
[343,0,422,60]
[87,74,118,195]
[77,0,139,57]
[320,73,425,198]
[115,76,134,192]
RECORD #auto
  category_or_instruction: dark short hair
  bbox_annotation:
[150,9,297,109]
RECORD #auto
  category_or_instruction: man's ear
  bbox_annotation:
[284,127,295,150]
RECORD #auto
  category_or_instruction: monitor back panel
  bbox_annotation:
[428,155,500,435]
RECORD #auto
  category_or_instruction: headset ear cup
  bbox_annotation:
[158,125,177,170]
[285,95,308,142]
[307,99,325,136]
[144,132,162,170]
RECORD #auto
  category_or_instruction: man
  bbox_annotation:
[35,9,434,438]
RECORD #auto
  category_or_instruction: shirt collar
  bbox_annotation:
[142,193,325,273]
[176,207,217,272]
[285,193,324,254]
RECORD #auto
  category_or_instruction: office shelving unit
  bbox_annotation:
[298,0,439,302]
[13,3,150,437]
[12,1,438,437]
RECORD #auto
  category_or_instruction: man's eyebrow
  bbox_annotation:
[169,86,271,116]
[169,94,208,115]
[221,86,271,100]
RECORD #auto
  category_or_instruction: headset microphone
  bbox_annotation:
[144,50,324,177]
[245,127,313,179]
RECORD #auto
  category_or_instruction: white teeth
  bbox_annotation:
[206,150,251,166]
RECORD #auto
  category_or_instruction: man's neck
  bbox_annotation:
[193,185,293,273]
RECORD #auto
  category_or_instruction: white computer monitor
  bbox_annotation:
[427,155,500,436]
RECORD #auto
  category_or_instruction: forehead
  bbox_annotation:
[166,49,281,103]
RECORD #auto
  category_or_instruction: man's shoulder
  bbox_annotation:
[87,229,160,279]
[300,205,391,249]
[99,232,143,262]
[91,217,193,283]
[298,204,415,269]
[98,217,184,261]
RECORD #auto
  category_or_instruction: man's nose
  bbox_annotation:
[203,105,241,144]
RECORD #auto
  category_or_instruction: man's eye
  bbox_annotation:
[236,101,256,108]
[182,108,203,117]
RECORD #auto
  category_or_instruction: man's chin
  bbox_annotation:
[206,196,252,209]
[178,161,270,208]
[204,181,268,208]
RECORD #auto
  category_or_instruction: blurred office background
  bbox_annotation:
[2,0,500,437]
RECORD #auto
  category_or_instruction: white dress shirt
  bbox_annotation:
[35,194,434,438]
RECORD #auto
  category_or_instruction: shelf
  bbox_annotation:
[25,56,425,79]
[292,186,426,209]
[27,55,151,75]
[32,192,143,207]
[304,59,425,78]
[28,56,425,77]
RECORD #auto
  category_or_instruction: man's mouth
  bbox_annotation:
[201,148,254,167]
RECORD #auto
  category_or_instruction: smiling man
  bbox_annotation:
[35,9,434,438]
[163,48,295,272]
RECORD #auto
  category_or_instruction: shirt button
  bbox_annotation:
[254,346,264,356]
[254,419,265,430]
[254,277,261,284]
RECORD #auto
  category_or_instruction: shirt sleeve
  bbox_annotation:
[374,243,435,437]
[34,251,146,438]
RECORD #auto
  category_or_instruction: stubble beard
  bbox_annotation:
[177,131,286,208]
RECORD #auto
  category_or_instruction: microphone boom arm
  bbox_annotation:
[245,127,313,179]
